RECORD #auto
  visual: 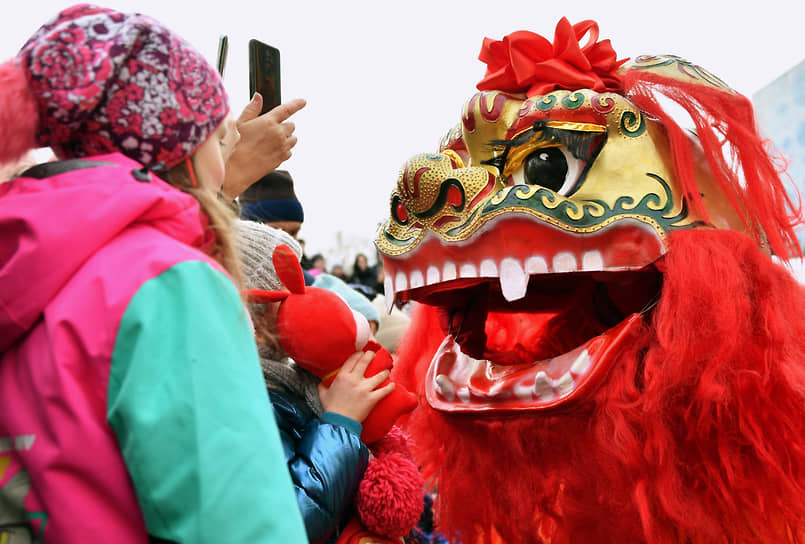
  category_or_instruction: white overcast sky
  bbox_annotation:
[4,1,804,260]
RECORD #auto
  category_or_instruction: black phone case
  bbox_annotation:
[217,35,228,77]
[248,39,281,115]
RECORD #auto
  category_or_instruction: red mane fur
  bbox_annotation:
[621,69,802,260]
[394,229,805,543]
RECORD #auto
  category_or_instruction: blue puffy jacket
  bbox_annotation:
[269,390,369,544]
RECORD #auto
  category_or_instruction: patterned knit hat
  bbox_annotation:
[235,219,303,292]
[0,4,228,168]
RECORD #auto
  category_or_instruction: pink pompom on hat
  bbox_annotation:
[0,3,228,168]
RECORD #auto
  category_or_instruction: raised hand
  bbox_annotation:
[221,94,306,200]
[318,350,396,424]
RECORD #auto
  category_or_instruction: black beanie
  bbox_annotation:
[239,170,304,223]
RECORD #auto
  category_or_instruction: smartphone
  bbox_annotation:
[216,35,228,77]
[248,39,281,115]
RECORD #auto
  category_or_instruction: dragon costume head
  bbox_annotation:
[376,18,805,543]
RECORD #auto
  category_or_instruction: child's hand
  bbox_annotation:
[318,350,396,423]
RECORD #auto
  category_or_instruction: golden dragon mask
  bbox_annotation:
[375,18,799,414]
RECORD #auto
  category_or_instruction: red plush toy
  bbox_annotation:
[244,243,418,445]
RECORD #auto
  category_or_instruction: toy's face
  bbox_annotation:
[376,57,745,414]
[277,286,371,377]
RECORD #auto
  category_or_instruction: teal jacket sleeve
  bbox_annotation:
[107,260,307,543]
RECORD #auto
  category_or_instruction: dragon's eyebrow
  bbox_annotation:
[485,120,607,173]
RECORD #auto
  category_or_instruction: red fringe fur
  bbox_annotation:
[621,69,802,260]
[395,229,805,543]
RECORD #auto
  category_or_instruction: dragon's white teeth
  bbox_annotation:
[553,252,578,273]
[459,263,478,278]
[435,374,456,401]
[582,250,604,271]
[525,255,549,274]
[499,258,528,302]
[514,382,535,401]
[384,276,395,313]
[392,249,609,299]
[409,269,425,289]
[431,342,599,405]
[480,259,498,277]
[395,271,408,292]
[442,262,457,281]
[533,371,554,399]
[570,350,591,375]
[554,372,575,396]
[427,265,440,285]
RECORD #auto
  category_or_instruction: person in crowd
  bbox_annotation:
[0,5,306,542]
[372,255,387,296]
[349,253,377,290]
[235,219,394,544]
[238,168,318,285]
[308,253,327,277]
[329,263,348,282]
[239,169,304,239]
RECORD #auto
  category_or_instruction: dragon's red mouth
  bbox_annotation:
[415,270,656,412]
[426,313,644,412]
[383,215,664,412]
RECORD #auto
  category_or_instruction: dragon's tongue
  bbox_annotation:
[442,281,607,365]
[437,284,490,359]
[481,311,568,363]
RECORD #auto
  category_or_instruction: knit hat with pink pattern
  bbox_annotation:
[0,3,228,169]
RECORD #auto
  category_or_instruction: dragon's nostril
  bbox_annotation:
[395,200,408,223]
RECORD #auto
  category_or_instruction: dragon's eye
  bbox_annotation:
[511,145,585,196]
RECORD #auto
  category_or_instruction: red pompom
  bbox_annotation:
[368,424,415,458]
[355,427,424,538]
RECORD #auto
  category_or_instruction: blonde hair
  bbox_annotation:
[160,159,242,287]
[249,303,283,354]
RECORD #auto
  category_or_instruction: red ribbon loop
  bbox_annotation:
[476,17,628,97]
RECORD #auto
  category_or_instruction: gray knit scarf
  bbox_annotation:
[258,345,323,417]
